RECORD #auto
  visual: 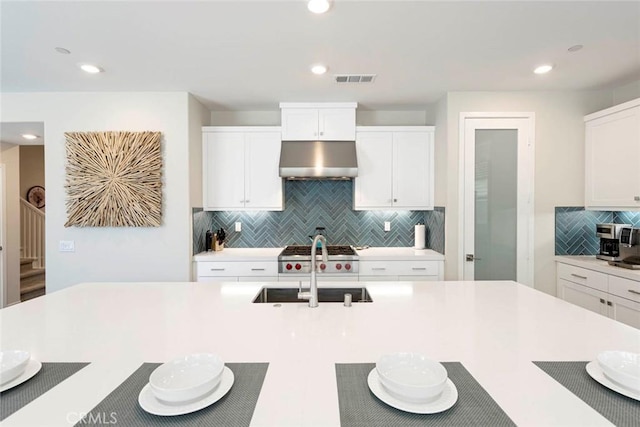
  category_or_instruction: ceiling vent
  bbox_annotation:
[334,74,376,84]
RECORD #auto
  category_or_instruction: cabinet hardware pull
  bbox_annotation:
[607,301,613,306]
[635,196,640,201]
[393,198,398,203]
[251,268,265,271]
[412,267,427,271]
[570,274,587,280]
[372,268,386,271]
[246,200,250,203]
[210,268,225,271]
[600,298,605,304]
[628,289,640,295]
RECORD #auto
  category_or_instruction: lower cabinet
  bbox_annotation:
[359,260,443,281]
[556,262,640,329]
[196,261,278,282]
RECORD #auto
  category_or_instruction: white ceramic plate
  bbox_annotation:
[586,361,640,401]
[0,359,42,393]
[367,368,457,414]
[139,366,234,416]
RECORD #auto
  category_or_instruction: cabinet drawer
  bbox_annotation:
[608,275,640,303]
[197,262,277,277]
[360,261,439,276]
[557,263,608,292]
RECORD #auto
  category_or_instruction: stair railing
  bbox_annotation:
[20,197,45,269]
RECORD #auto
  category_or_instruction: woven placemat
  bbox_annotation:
[76,362,268,427]
[335,362,515,426]
[0,362,90,421]
[534,361,640,426]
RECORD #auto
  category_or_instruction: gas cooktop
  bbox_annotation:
[280,245,357,257]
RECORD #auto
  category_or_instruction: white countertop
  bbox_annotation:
[1,280,638,426]
[355,247,444,261]
[193,247,283,262]
[556,255,640,281]
[194,247,444,262]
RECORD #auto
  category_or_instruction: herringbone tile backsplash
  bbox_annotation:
[555,207,640,255]
[193,181,445,254]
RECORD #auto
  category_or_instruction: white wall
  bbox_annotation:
[1,92,197,292]
[0,143,21,304]
[19,145,45,205]
[434,96,448,207]
[440,90,613,295]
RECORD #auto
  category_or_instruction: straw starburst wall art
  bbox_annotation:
[64,131,163,227]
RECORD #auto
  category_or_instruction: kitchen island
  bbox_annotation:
[1,280,638,426]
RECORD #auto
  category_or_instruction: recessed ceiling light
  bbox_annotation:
[55,47,71,54]
[21,134,39,140]
[568,45,583,52]
[534,64,553,74]
[79,64,104,74]
[311,64,328,75]
[308,0,330,14]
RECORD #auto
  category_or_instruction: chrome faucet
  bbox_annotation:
[298,234,328,308]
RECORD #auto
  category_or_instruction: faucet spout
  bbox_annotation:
[308,234,327,308]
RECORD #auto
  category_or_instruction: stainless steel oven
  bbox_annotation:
[277,245,359,281]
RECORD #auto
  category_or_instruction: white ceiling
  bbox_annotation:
[1,1,639,111]
[0,122,44,145]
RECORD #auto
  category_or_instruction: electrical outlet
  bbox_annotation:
[59,240,75,252]
[384,221,391,232]
[235,222,242,232]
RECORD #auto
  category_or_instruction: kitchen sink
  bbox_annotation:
[252,287,373,304]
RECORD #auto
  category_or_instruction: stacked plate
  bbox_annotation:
[138,353,234,416]
[0,350,42,392]
[586,350,640,401]
[367,352,458,414]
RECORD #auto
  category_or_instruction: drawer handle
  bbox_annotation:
[600,298,606,304]
[372,268,386,271]
[628,289,640,296]
[570,273,587,280]
[412,267,427,271]
[210,268,225,271]
[251,268,266,271]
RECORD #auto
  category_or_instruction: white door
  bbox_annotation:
[461,114,534,286]
[393,131,432,209]
[318,108,356,140]
[0,164,5,308]
[281,108,318,140]
[245,131,283,210]
[354,132,393,209]
[203,132,245,210]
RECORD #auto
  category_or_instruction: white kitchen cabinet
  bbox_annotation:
[196,260,278,282]
[354,127,434,210]
[556,261,640,328]
[280,102,357,141]
[359,260,443,281]
[203,127,283,211]
[585,98,640,210]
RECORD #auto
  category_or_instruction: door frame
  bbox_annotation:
[457,112,535,286]
[0,164,6,308]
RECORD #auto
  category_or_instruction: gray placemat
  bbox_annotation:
[534,361,640,427]
[77,362,268,427]
[335,362,515,427]
[0,362,90,421]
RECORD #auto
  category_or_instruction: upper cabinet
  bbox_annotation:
[585,98,640,210]
[354,126,434,210]
[203,127,283,211]
[280,102,357,141]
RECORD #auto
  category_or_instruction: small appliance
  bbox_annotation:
[596,223,629,261]
[608,227,640,269]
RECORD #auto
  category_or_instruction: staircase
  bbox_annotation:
[20,258,45,301]
[20,197,46,302]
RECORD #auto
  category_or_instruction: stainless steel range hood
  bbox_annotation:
[279,140,358,179]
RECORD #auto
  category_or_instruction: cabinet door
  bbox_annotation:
[558,278,608,316]
[393,131,433,209]
[354,132,393,209]
[281,108,318,140]
[585,105,640,209]
[608,294,640,329]
[318,108,356,140]
[245,132,283,210]
[203,132,245,210]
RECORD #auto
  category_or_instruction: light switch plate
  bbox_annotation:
[59,240,75,252]
[235,222,242,232]
[384,221,391,232]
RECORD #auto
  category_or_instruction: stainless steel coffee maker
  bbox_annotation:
[596,223,629,261]
[609,226,640,269]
